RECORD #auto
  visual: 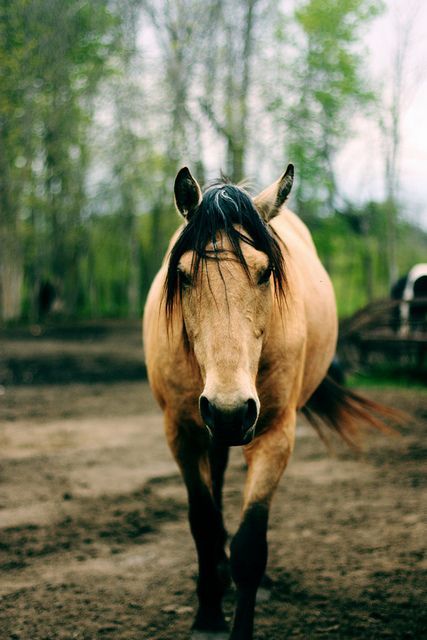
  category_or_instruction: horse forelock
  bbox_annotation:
[165,181,287,321]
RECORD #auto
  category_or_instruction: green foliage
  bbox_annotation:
[347,370,427,390]
[1,0,425,324]
[281,0,383,216]
[0,0,121,319]
[311,203,427,317]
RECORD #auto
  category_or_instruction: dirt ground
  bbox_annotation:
[0,326,426,639]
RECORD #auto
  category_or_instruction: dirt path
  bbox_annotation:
[0,382,426,639]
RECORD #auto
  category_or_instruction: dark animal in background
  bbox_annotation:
[391,264,427,335]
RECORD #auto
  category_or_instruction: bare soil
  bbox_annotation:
[0,325,426,639]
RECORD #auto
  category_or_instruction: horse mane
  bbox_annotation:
[165,180,286,320]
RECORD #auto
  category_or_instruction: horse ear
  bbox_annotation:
[174,167,202,219]
[254,164,294,222]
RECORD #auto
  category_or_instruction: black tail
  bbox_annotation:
[302,373,404,449]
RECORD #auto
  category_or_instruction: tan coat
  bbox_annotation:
[143,205,337,437]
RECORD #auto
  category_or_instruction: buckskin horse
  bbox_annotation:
[143,165,393,639]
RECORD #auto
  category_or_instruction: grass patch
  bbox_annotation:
[347,369,427,391]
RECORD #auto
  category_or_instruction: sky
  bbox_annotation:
[336,0,427,228]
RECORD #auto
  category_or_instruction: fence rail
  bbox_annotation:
[339,298,427,372]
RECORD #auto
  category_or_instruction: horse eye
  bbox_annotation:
[258,266,272,285]
[178,268,192,288]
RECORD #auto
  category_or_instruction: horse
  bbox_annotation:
[143,165,394,639]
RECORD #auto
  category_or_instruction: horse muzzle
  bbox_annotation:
[199,395,259,446]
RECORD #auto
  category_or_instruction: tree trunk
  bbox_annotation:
[0,123,23,321]
[363,238,374,303]
[0,232,23,321]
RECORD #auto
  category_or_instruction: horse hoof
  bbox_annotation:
[256,585,271,602]
[192,618,229,635]
[192,604,229,634]
[257,573,273,602]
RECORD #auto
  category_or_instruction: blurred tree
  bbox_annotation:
[200,0,261,182]
[275,0,383,217]
[378,0,424,286]
[0,0,33,319]
[0,0,119,320]
[33,0,119,315]
[339,201,388,303]
[141,0,212,171]
[139,0,217,288]
[1,0,426,323]
[108,0,144,317]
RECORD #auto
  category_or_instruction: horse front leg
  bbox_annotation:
[171,427,230,634]
[229,411,296,640]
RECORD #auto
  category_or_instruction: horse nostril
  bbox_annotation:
[199,395,214,428]
[199,396,259,444]
[243,398,258,431]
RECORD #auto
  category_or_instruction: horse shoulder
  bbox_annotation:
[269,209,338,407]
[271,207,317,252]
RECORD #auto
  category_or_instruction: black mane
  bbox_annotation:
[165,181,286,318]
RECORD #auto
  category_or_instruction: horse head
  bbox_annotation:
[165,166,293,446]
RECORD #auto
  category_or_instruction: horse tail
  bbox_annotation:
[301,369,404,449]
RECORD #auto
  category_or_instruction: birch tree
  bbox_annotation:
[278,0,382,217]
[200,0,260,182]
[379,0,424,285]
